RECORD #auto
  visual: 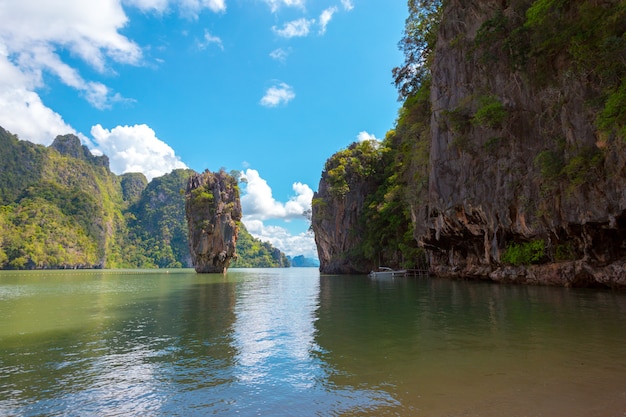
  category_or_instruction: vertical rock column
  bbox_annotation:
[185,170,242,273]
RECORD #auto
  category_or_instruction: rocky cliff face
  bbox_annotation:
[312,1,625,287]
[185,170,242,273]
[416,0,626,287]
[312,141,384,274]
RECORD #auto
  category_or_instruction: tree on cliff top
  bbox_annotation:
[393,0,442,99]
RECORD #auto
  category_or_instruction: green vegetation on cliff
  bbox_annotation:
[230,225,290,268]
[0,127,289,269]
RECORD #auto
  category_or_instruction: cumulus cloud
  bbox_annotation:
[319,7,337,34]
[239,169,317,257]
[260,82,295,107]
[0,55,76,144]
[240,169,313,221]
[272,18,314,38]
[243,219,318,258]
[0,0,228,143]
[357,131,379,142]
[90,124,188,181]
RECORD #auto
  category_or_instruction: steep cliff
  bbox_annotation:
[418,0,626,286]
[185,170,242,273]
[312,141,384,273]
[313,0,626,287]
[312,140,424,273]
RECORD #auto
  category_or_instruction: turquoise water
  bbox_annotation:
[0,268,624,416]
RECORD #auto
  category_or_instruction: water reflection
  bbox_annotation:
[1,270,625,416]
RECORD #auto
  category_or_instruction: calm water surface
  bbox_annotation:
[0,268,625,416]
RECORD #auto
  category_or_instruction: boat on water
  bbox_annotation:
[368,266,407,279]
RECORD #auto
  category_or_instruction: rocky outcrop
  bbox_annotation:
[312,141,383,274]
[185,170,242,273]
[51,134,110,168]
[312,1,625,287]
[414,0,626,287]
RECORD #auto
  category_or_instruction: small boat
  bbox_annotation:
[368,267,407,279]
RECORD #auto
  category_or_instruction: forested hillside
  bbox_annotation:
[0,127,289,269]
[312,0,626,286]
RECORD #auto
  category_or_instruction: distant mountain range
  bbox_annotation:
[0,127,302,270]
[288,255,320,268]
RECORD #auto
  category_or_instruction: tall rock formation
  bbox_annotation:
[185,170,242,273]
[312,141,386,274]
[312,1,626,287]
[414,0,626,286]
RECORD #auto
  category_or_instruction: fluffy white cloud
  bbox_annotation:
[341,0,354,11]
[243,219,318,259]
[272,18,314,38]
[0,0,141,112]
[260,82,295,107]
[239,169,317,258]
[1,1,142,71]
[240,169,313,220]
[0,55,76,144]
[319,7,337,34]
[90,124,188,181]
[357,131,379,142]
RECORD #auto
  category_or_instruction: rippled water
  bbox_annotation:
[0,268,625,416]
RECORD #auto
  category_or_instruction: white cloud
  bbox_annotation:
[341,0,354,11]
[319,7,337,34]
[260,82,295,107]
[199,30,224,50]
[123,0,226,15]
[240,169,313,221]
[272,18,314,38]
[262,0,305,13]
[0,0,141,119]
[90,124,188,181]
[1,1,142,71]
[0,55,75,144]
[242,219,318,259]
[357,131,379,142]
[239,169,317,258]
[269,47,290,63]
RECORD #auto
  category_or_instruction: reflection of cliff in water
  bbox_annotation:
[314,275,626,416]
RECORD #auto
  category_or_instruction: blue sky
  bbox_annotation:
[0,0,406,259]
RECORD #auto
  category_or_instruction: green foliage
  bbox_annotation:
[393,0,443,99]
[501,240,546,266]
[230,223,290,268]
[0,127,46,205]
[472,95,507,129]
[555,242,577,261]
[562,148,604,187]
[126,169,194,268]
[0,131,289,270]
[323,140,384,197]
[597,82,626,139]
[534,150,564,180]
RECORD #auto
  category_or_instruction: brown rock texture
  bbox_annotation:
[185,170,242,273]
[312,142,383,274]
[414,0,626,287]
